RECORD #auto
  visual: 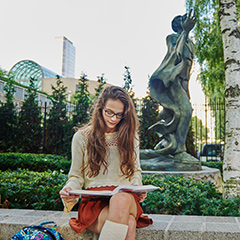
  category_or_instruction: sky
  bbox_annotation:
[0,0,204,102]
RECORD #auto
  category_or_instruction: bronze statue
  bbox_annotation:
[141,10,201,171]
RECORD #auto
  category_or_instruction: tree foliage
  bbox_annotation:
[0,67,7,78]
[139,93,159,149]
[95,73,106,98]
[45,76,72,156]
[186,124,197,157]
[186,0,240,100]
[122,65,137,109]
[0,77,17,152]
[185,0,224,99]
[17,78,42,153]
[122,66,133,93]
[72,72,91,127]
[191,115,209,142]
[188,115,209,154]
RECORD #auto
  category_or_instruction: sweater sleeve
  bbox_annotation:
[62,130,86,214]
[65,130,86,190]
[130,136,143,186]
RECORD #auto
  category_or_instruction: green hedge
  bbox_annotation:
[1,169,240,216]
[0,152,70,174]
[0,169,68,210]
[142,174,240,216]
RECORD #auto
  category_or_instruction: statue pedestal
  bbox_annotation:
[142,166,223,192]
[140,151,202,171]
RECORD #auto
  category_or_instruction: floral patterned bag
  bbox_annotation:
[11,221,64,240]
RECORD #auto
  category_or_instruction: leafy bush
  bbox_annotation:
[1,168,239,217]
[201,161,223,175]
[0,169,69,210]
[0,152,70,173]
[142,174,240,216]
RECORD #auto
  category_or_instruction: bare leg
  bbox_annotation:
[88,205,109,234]
[125,215,136,240]
[108,192,137,224]
[88,192,138,239]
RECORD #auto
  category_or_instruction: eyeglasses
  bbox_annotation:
[103,107,124,119]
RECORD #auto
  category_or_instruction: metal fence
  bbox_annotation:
[0,103,81,158]
[0,98,225,160]
[191,98,225,160]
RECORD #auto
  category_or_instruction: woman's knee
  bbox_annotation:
[110,192,133,207]
[109,192,137,217]
[108,192,137,224]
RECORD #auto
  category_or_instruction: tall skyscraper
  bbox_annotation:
[55,36,76,78]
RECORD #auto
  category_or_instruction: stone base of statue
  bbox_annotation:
[140,149,202,171]
[141,166,223,192]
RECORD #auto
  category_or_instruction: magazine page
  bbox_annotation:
[69,184,159,197]
[69,189,114,196]
[117,185,160,193]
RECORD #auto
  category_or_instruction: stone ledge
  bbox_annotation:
[0,209,240,240]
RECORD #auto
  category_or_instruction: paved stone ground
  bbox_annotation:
[0,209,240,240]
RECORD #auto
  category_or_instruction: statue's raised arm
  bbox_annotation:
[182,9,196,34]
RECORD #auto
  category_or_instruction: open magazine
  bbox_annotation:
[69,185,159,197]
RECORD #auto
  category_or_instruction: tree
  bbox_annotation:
[139,86,159,149]
[122,65,137,108]
[186,124,197,157]
[191,116,209,141]
[0,67,7,78]
[219,0,240,198]
[190,115,209,153]
[185,0,225,100]
[122,66,133,93]
[45,76,71,156]
[186,0,240,198]
[185,0,240,100]
[95,73,106,98]
[0,77,17,152]
[72,72,91,127]
[17,78,42,153]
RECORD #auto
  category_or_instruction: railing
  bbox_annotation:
[192,99,225,158]
[137,98,225,158]
[0,103,78,158]
[0,79,226,160]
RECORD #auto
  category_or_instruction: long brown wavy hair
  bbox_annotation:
[84,86,139,179]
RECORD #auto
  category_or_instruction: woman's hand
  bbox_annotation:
[59,186,79,202]
[137,191,147,203]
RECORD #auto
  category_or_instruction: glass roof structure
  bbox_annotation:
[9,60,59,80]
[9,60,60,90]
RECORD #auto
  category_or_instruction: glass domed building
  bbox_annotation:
[9,60,60,90]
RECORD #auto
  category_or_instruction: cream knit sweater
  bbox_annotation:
[63,126,142,213]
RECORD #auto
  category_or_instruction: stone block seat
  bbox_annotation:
[0,209,240,240]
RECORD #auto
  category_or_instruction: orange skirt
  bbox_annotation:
[69,186,153,233]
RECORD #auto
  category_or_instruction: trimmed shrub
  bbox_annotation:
[0,169,68,210]
[1,165,239,217]
[142,174,240,216]
[0,152,70,173]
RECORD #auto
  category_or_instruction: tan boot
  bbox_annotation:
[98,220,128,240]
